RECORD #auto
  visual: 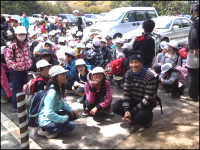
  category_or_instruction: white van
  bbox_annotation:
[90,7,159,39]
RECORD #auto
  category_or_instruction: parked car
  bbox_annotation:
[9,15,20,20]
[90,7,159,39]
[57,14,77,26]
[84,14,101,24]
[100,13,107,17]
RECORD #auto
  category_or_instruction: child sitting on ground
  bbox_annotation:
[72,59,92,104]
[82,67,114,117]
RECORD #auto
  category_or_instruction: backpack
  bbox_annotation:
[27,87,54,127]
[78,70,91,84]
[4,44,17,63]
[80,17,86,29]
[174,66,189,83]
[23,77,47,105]
[1,24,15,43]
[148,69,163,115]
[178,46,188,59]
[104,57,126,76]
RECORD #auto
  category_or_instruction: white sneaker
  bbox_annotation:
[37,128,58,139]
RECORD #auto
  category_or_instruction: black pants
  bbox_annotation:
[112,99,153,125]
[162,80,185,96]
[84,98,110,111]
[188,67,199,99]
[65,79,75,91]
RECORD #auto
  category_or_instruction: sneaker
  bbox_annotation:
[81,110,92,117]
[104,109,115,117]
[171,93,180,99]
[1,97,8,103]
[180,95,198,101]
[37,128,58,139]
[143,119,152,128]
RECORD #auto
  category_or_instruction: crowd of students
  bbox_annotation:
[1,2,199,139]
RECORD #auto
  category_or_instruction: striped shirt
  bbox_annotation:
[122,68,157,115]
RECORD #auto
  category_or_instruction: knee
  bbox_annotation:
[67,121,75,131]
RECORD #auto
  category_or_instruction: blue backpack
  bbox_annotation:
[27,87,54,127]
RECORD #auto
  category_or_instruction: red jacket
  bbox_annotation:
[38,25,46,34]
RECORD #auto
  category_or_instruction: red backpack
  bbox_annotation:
[178,46,188,59]
[105,57,126,76]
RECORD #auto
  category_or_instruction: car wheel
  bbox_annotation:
[113,33,122,39]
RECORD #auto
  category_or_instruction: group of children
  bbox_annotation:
[1,16,190,139]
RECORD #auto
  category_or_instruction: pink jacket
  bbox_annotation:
[5,42,32,71]
[1,63,12,97]
[85,80,112,110]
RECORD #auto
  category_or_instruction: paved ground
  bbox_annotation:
[1,80,199,149]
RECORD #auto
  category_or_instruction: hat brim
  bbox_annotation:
[91,71,105,75]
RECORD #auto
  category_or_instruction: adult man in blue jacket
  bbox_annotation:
[19,12,30,32]
[62,46,77,90]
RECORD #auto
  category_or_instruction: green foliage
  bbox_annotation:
[1,1,196,17]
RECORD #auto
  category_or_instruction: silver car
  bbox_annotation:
[152,16,192,44]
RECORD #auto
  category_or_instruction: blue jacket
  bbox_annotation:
[19,17,30,29]
[47,24,57,33]
[38,84,73,127]
[64,58,77,82]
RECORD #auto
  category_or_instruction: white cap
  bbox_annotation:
[76,31,83,37]
[1,46,6,55]
[73,10,79,13]
[36,60,52,69]
[50,19,55,23]
[95,32,99,35]
[86,43,93,49]
[37,36,43,41]
[164,45,168,50]
[81,36,90,42]
[58,17,62,21]
[42,33,47,37]
[49,65,68,77]
[93,38,101,47]
[161,63,172,74]
[91,67,105,74]
[64,46,76,56]
[18,20,21,23]
[100,38,107,43]
[160,41,167,49]
[118,52,125,59]
[75,59,86,66]
[115,38,125,44]
[58,37,65,43]
[96,34,102,38]
[122,43,132,50]
[71,30,76,34]
[74,27,78,31]
[167,40,178,49]
[77,43,85,49]
[56,29,61,33]
[15,26,27,34]
[68,41,75,47]
[63,19,68,23]
[66,36,74,42]
[123,34,132,40]
[89,32,95,36]
[29,31,37,37]
[44,40,53,45]
[49,31,55,36]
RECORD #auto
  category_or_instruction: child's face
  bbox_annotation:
[57,73,66,84]
[38,66,50,77]
[100,42,106,48]
[92,73,104,83]
[77,65,85,74]
[42,56,51,62]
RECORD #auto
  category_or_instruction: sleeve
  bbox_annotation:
[163,72,179,85]
[66,61,77,79]
[84,82,96,104]
[122,70,133,112]
[96,53,104,67]
[44,89,68,123]
[5,45,25,70]
[96,81,112,110]
[177,56,182,67]
[191,21,199,50]
[35,80,46,92]
[130,77,157,116]
[61,100,73,112]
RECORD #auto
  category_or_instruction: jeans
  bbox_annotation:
[42,111,77,133]
[112,99,153,125]
[188,67,199,99]
[11,69,28,109]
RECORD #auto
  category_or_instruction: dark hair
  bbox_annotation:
[76,64,88,74]
[191,2,199,15]
[44,43,52,47]
[42,54,51,58]
[1,15,6,24]
[11,19,18,23]
[93,44,100,49]
[1,54,6,64]
[65,53,75,60]
[37,66,48,72]
[40,20,46,25]
[59,42,65,46]
[45,75,66,98]
[142,19,155,33]
[93,74,106,100]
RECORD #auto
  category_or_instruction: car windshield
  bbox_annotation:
[153,18,173,29]
[66,15,77,20]
[100,9,125,22]
[84,15,95,18]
